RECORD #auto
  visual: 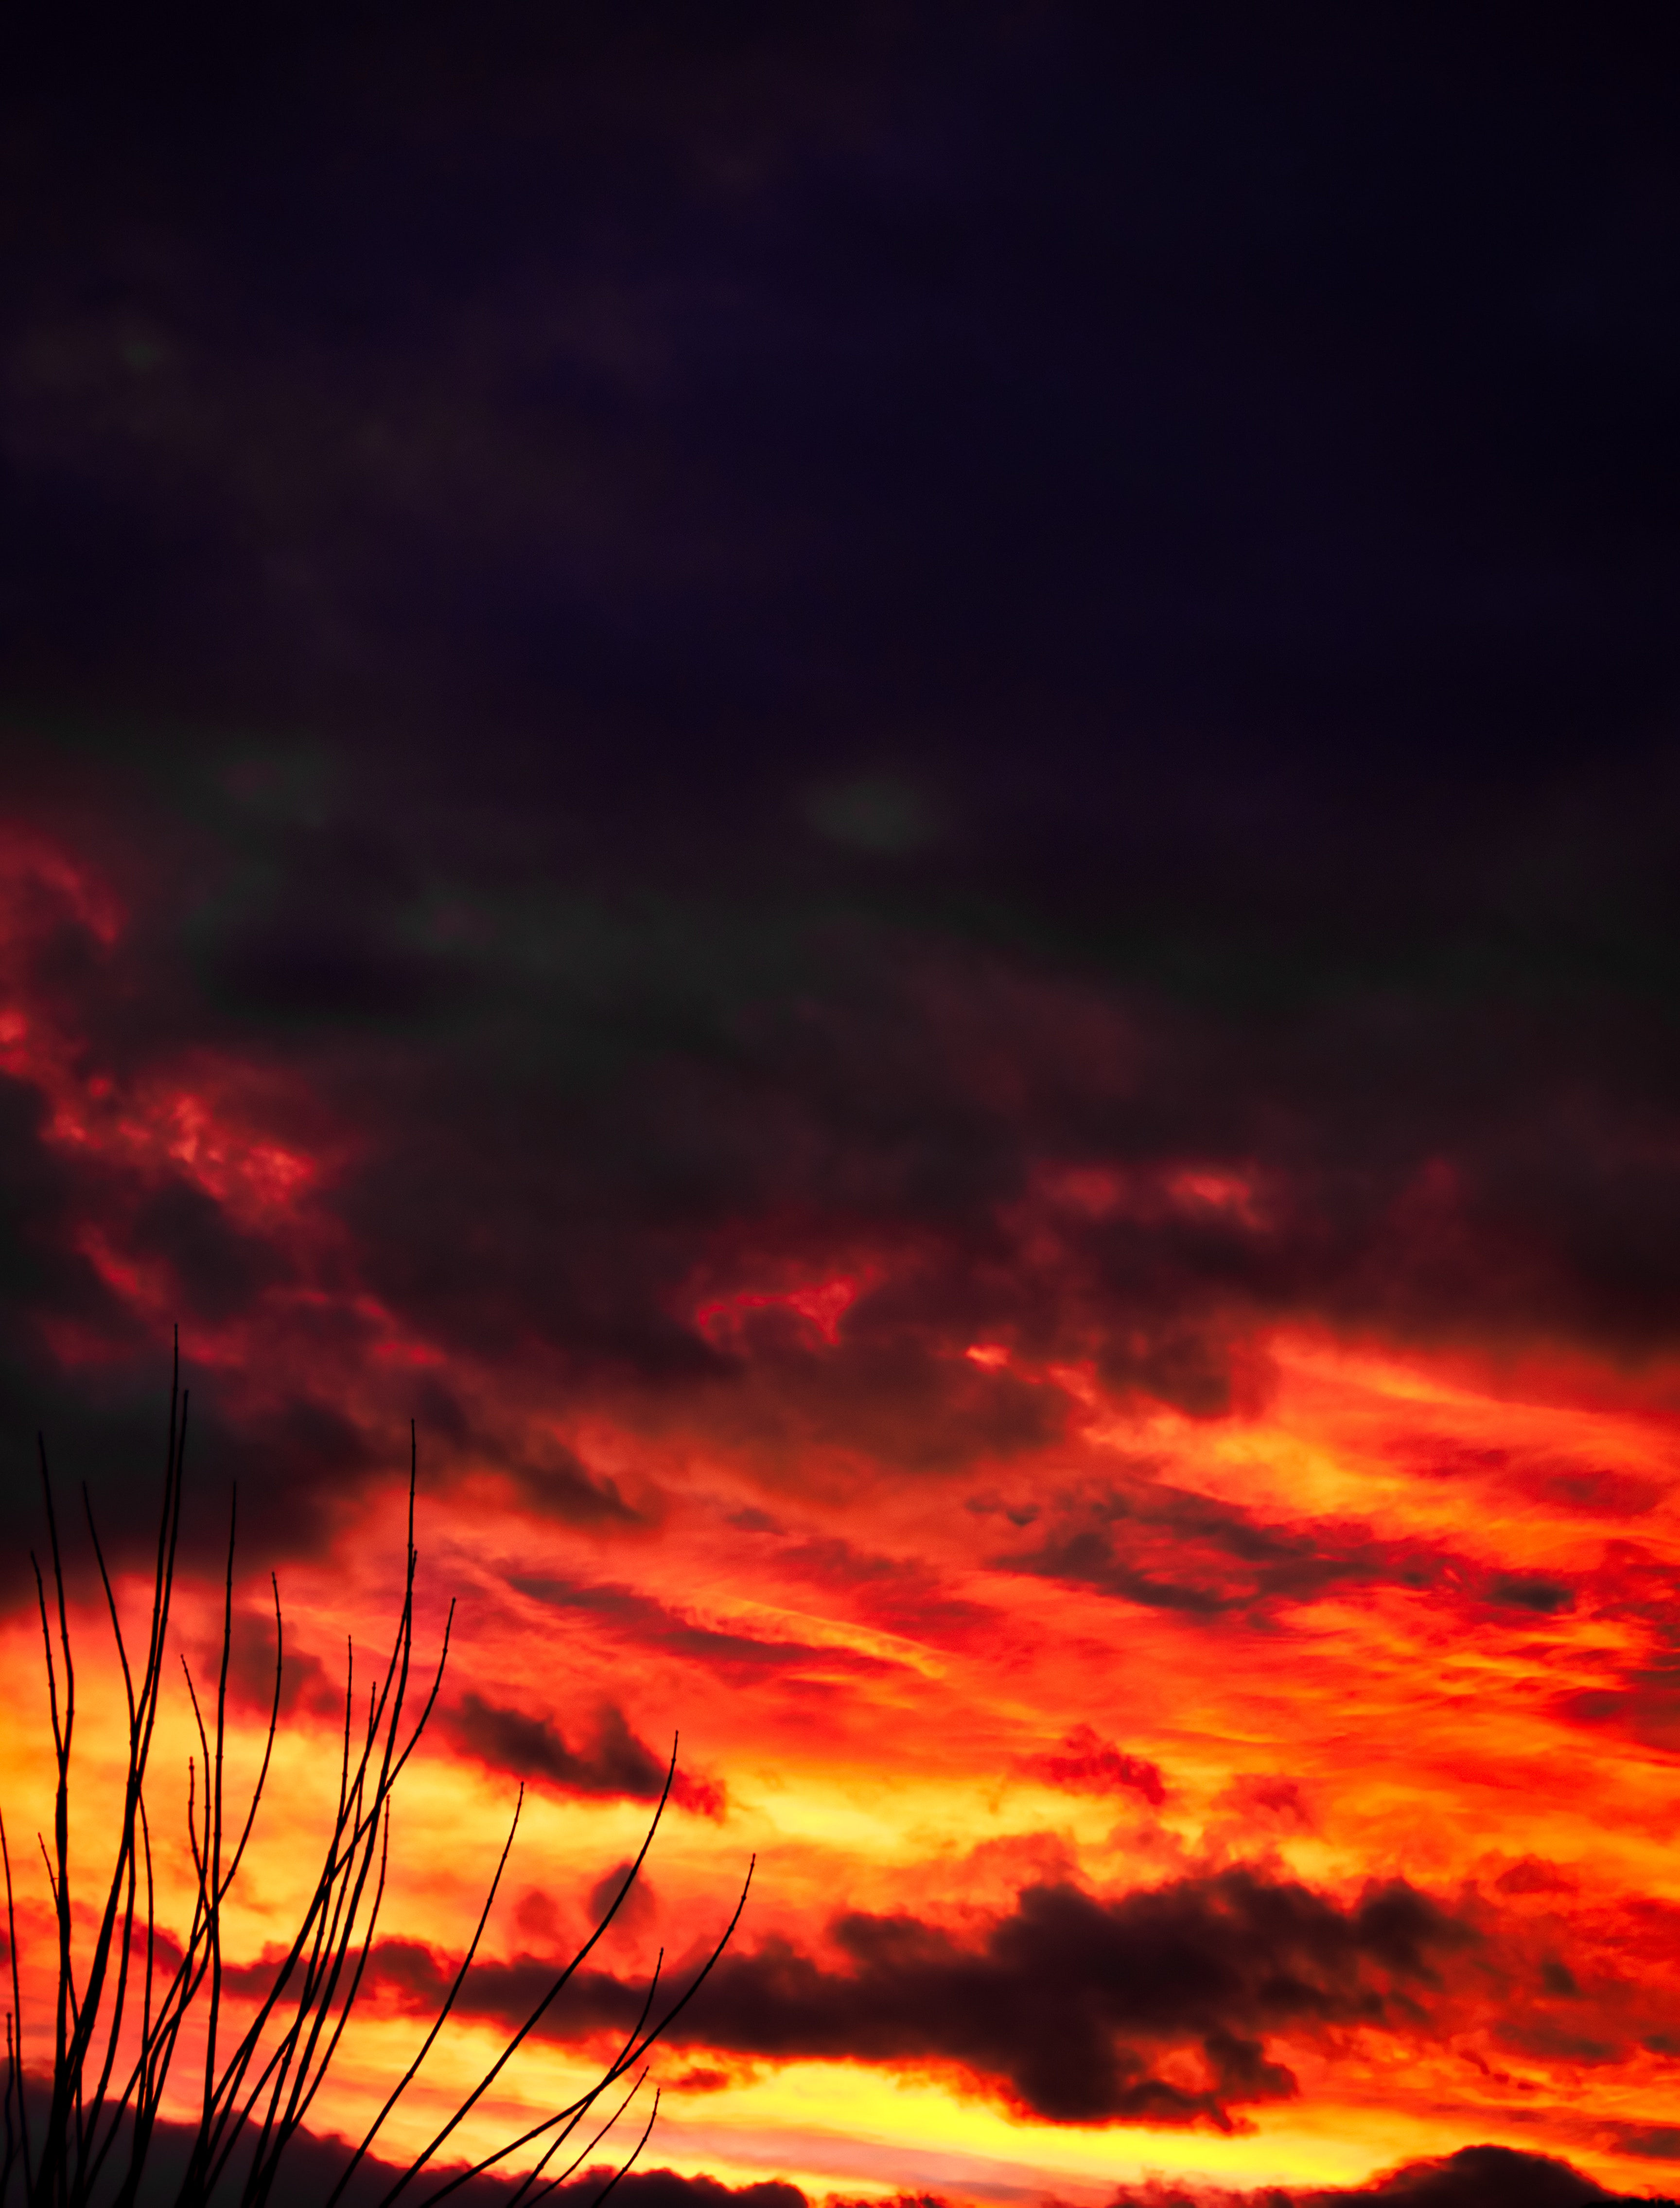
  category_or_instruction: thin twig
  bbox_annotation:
[590,2086,661,2208]
[324,1788,526,2208]
[1,1818,30,2199]
[8,1378,750,2208]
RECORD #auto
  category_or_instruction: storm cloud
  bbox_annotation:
[6,6,1680,1551]
[366,1866,1474,2131]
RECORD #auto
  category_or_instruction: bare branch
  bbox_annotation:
[7,1372,750,2208]
[325,1787,525,2208]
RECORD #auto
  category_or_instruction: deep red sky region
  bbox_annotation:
[4,14,1680,2208]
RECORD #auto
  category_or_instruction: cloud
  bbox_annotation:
[540,2182,806,2208]
[127,1173,292,1318]
[1493,1856,1578,1898]
[1023,1725,1167,1806]
[364,1867,1474,2133]
[1103,2141,1626,2204]
[1215,1777,1312,1830]
[14,781,1680,1582]
[993,1474,1590,1628]
[8,0,1680,1507]
[1610,2124,1680,2163]
[770,1531,1001,1649]
[502,1437,647,1526]
[220,1602,344,1722]
[441,1693,725,1817]
[510,1573,904,1683]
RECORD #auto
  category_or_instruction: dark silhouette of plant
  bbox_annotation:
[1,1347,751,2208]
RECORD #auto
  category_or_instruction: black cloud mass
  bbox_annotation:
[5,4,1680,1545]
[361,1868,1473,2132]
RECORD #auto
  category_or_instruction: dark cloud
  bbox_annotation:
[19,854,1680,1594]
[1105,2140,1638,2204]
[1494,1856,1579,1898]
[770,1532,1000,1648]
[16,779,1680,1556]
[0,1075,130,1361]
[1216,1778,1312,1829]
[1328,2154,1616,2207]
[128,1174,290,1316]
[502,1437,647,1526]
[1,3,1680,1503]
[1614,2126,1680,2163]
[538,2179,806,2208]
[1023,1725,1167,1807]
[441,1692,725,1817]
[365,1867,1473,2133]
[220,1600,342,1722]
[1552,1658,1680,1754]
[991,1473,1593,1629]
[9,6,1680,841]
[1506,1461,1670,1520]
[510,1572,901,1684]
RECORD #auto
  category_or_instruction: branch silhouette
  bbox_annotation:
[1,1342,750,2208]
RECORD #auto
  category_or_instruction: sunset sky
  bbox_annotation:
[4,12,1680,2207]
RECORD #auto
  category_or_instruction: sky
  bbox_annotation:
[4,7,1680,2205]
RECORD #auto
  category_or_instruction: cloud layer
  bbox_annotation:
[5,12,1680,2204]
[359,1867,1474,2133]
